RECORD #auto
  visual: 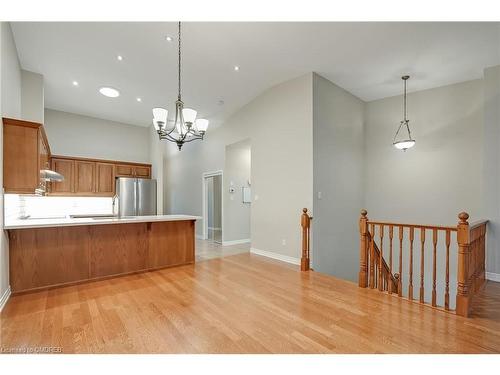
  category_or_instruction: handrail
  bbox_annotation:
[367,221,457,232]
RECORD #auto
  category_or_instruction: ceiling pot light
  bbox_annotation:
[117,55,123,61]
[166,36,173,42]
[99,87,120,98]
[136,97,142,102]
[392,75,415,151]
[152,22,208,151]
[72,81,79,86]
[234,66,240,71]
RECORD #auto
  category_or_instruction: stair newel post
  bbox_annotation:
[456,212,471,317]
[301,208,312,271]
[359,209,369,287]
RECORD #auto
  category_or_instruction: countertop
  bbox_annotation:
[4,214,201,230]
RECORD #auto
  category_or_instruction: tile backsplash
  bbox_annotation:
[4,194,113,220]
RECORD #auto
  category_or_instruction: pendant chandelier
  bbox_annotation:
[152,22,209,150]
[393,75,415,151]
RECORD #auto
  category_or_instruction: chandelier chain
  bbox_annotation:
[178,21,181,100]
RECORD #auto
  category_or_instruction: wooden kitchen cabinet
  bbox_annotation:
[95,162,115,195]
[3,117,51,194]
[50,158,74,194]
[49,156,149,197]
[74,160,96,194]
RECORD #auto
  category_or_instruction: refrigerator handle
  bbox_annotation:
[134,178,138,216]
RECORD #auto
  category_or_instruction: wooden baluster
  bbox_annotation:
[379,224,384,291]
[420,228,425,303]
[369,223,375,289]
[432,229,437,307]
[301,208,311,271]
[409,227,414,300]
[388,225,394,294]
[445,229,451,310]
[358,209,368,287]
[398,226,403,297]
[456,212,471,317]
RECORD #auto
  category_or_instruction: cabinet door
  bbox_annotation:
[96,162,115,196]
[50,158,75,194]
[75,161,96,194]
[115,164,134,177]
[3,123,39,193]
[135,165,151,178]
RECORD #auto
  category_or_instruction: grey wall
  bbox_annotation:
[312,73,365,281]
[1,23,21,119]
[483,65,500,276]
[164,73,313,260]
[21,70,44,123]
[365,79,484,223]
[0,22,22,307]
[224,139,251,242]
[44,109,151,163]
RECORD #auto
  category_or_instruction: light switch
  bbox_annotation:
[254,195,259,201]
[317,191,322,200]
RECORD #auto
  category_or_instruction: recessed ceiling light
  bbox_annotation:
[234,66,240,71]
[99,87,120,98]
[166,36,173,42]
[136,97,142,102]
[72,81,79,86]
[117,55,123,61]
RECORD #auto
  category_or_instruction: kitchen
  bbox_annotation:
[2,115,199,294]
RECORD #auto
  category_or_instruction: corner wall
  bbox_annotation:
[312,73,365,281]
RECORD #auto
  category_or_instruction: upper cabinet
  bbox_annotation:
[50,156,150,197]
[3,117,151,197]
[3,118,51,194]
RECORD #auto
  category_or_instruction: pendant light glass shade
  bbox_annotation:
[152,107,168,131]
[182,108,197,125]
[393,75,415,151]
[195,118,209,133]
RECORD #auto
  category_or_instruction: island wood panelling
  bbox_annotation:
[8,220,195,293]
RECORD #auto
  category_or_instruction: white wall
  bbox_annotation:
[483,65,500,276]
[21,69,44,123]
[44,109,150,163]
[312,73,365,281]
[164,73,313,259]
[224,139,251,242]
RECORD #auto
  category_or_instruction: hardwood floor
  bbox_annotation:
[1,252,499,353]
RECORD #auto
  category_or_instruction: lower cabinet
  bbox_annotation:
[8,221,195,293]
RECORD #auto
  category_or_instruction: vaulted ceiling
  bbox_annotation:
[11,22,500,127]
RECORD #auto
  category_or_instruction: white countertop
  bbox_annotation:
[4,214,201,230]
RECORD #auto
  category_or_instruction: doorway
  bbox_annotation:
[202,171,223,243]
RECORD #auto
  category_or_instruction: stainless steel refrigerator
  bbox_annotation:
[114,177,157,216]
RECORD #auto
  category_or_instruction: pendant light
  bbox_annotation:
[152,22,209,150]
[393,75,415,151]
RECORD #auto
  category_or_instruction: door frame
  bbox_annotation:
[202,170,224,241]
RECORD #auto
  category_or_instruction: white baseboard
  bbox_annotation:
[0,286,11,313]
[222,239,250,246]
[208,227,222,231]
[196,234,204,240]
[486,272,500,282]
[250,247,300,266]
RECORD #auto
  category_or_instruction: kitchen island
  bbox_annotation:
[4,215,200,293]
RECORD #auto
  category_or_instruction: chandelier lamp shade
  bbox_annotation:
[152,22,209,150]
[393,75,415,151]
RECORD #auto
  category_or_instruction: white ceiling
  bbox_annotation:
[11,22,500,128]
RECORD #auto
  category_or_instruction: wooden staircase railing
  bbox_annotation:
[359,209,488,317]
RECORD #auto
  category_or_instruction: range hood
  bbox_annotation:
[40,169,64,182]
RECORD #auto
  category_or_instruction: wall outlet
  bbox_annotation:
[254,195,259,201]
[282,239,286,246]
